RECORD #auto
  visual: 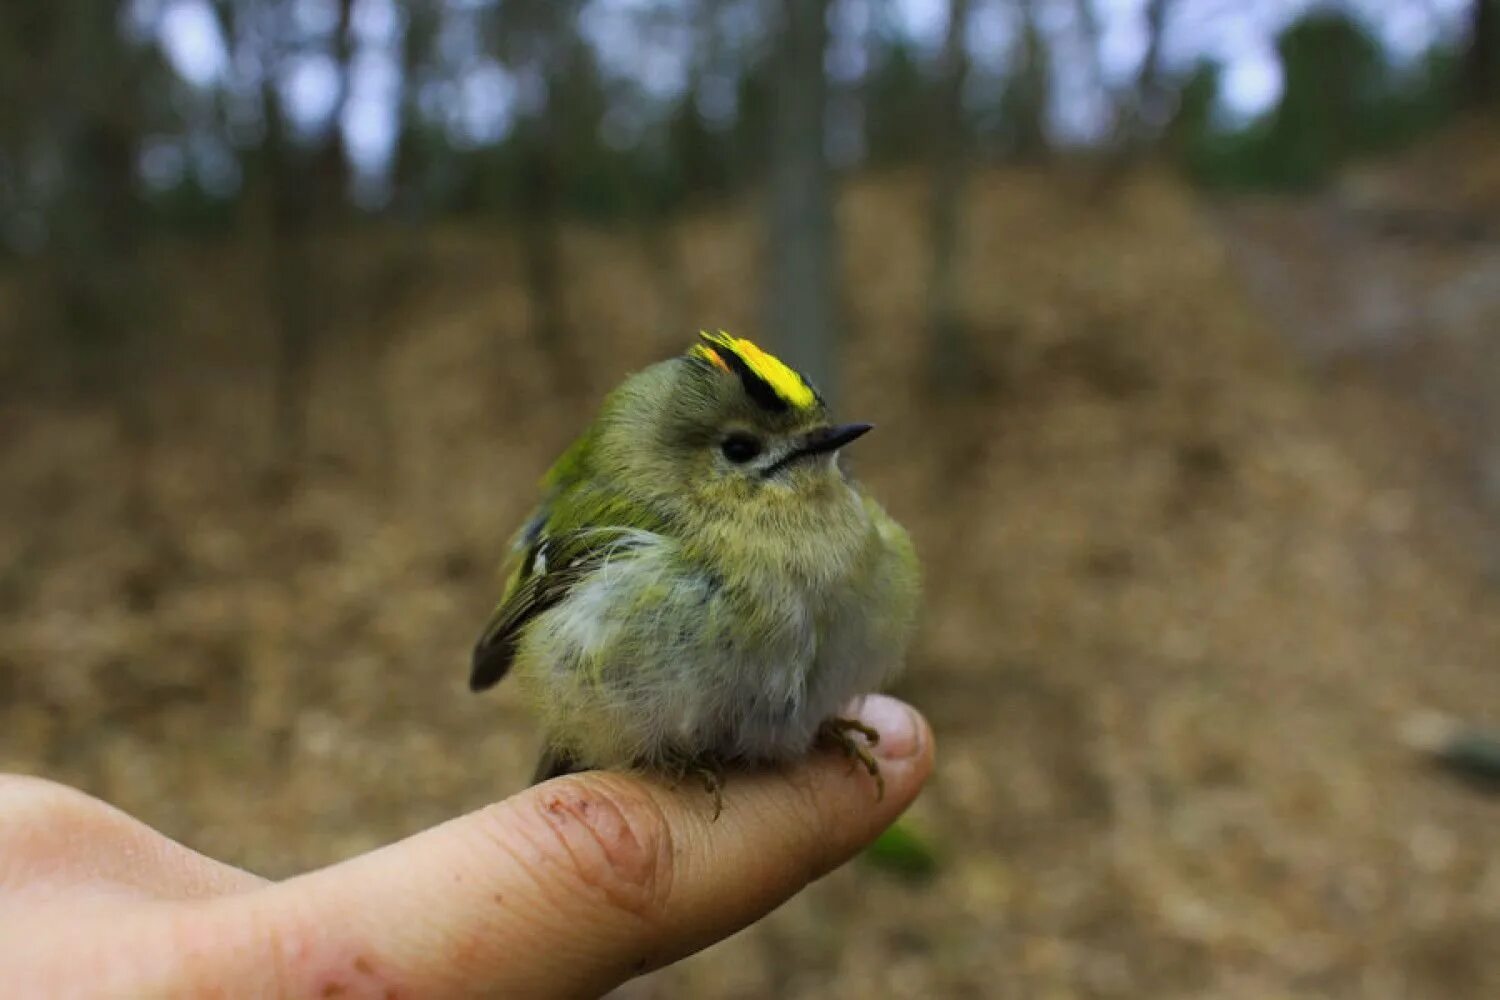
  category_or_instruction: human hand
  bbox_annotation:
[1,695,931,998]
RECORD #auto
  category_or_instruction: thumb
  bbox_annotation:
[220,696,932,998]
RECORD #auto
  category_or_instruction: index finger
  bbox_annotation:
[214,695,933,999]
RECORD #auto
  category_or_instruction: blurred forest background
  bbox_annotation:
[5,0,1500,996]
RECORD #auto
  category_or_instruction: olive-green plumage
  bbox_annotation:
[471,333,920,784]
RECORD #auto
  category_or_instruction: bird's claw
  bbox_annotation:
[693,764,725,821]
[819,716,885,800]
[667,756,726,821]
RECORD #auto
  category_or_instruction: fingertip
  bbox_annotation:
[802,695,933,817]
[702,697,935,869]
[851,694,933,767]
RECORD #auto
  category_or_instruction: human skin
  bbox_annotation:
[0,695,932,999]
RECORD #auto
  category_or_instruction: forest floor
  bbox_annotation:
[4,141,1500,998]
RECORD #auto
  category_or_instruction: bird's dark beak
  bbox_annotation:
[799,422,874,457]
[764,423,873,477]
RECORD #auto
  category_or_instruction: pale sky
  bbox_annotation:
[145,0,1475,184]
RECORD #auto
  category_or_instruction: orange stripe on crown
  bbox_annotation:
[695,344,731,373]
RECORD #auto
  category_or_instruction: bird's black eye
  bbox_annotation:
[720,432,763,463]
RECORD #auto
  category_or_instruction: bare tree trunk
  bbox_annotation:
[268,267,314,472]
[764,0,840,400]
[517,133,570,378]
[317,0,356,207]
[1007,0,1050,161]
[252,0,356,478]
[214,0,318,477]
[1090,0,1177,196]
[393,1,440,213]
[44,0,159,522]
[265,90,316,477]
[927,0,983,392]
[1123,0,1175,146]
[1072,0,1112,134]
[482,2,585,391]
[1470,0,1499,106]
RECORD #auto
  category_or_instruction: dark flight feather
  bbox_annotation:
[468,526,633,692]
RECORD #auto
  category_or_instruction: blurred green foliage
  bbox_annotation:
[1,2,1492,414]
[1171,10,1468,191]
[862,820,941,881]
[0,3,1488,252]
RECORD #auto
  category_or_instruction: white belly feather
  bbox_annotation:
[516,528,898,768]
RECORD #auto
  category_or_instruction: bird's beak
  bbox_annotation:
[798,422,874,457]
[765,422,874,478]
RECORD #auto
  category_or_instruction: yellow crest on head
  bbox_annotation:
[692,331,818,412]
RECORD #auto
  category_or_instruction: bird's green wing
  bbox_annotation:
[469,519,642,692]
[471,426,670,692]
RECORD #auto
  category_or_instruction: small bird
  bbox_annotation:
[470,332,920,813]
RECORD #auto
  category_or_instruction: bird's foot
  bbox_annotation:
[693,764,725,822]
[665,755,726,821]
[818,716,885,801]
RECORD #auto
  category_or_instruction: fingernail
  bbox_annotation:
[856,695,925,761]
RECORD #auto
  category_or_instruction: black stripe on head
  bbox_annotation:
[705,346,789,413]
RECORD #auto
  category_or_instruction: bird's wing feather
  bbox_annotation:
[469,522,639,692]
[471,426,671,693]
